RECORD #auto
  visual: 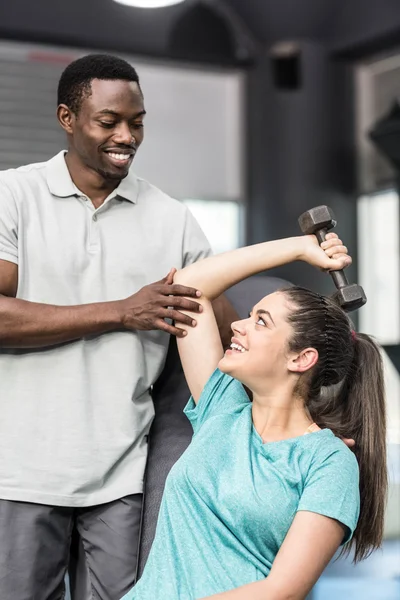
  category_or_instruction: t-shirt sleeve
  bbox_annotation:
[297,440,360,544]
[0,181,19,265]
[181,206,212,267]
[184,368,250,434]
[297,444,360,544]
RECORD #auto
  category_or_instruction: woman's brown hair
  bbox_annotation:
[282,286,387,562]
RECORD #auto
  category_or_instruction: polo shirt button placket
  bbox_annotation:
[89,211,100,250]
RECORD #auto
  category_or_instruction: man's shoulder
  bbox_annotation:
[0,158,49,190]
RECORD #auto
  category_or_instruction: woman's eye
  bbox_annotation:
[256,318,266,326]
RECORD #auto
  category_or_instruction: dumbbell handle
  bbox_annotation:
[315,228,349,290]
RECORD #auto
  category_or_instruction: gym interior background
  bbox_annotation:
[0,0,399,598]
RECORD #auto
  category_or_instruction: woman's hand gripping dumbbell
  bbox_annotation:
[298,205,367,312]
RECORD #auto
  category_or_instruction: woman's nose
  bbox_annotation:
[231,319,247,335]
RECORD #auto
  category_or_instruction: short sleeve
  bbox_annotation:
[0,181,19,265]
[182,207,212,267]
[184,368,250,435]
[297,445,360,544]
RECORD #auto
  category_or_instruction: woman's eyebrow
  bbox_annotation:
[256,309,275,325]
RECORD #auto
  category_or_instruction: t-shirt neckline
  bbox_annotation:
[251,421,333,448]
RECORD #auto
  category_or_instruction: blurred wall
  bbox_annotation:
[245,41,357,295]
[0,41,244,202]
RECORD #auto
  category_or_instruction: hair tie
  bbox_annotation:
[351,330,357,341]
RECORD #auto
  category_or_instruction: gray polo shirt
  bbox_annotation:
[0,151,211,507]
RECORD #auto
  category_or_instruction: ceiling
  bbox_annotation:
[0,0,399,65]
[226,0,342,43]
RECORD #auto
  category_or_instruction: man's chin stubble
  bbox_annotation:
[97,168,129,182]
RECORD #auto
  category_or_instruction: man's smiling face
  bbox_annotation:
[67,78,146,182]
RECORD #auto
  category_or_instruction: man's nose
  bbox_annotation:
[115,123,136,146]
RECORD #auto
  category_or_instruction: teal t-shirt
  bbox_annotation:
[122,369,360,600]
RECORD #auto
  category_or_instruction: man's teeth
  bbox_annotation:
[230,342,246,353]
[108,153,131,161]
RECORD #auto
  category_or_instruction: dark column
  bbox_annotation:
[245,41,359,297]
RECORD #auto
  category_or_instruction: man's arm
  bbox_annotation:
[212,294,238,350]
[0,259,203,348]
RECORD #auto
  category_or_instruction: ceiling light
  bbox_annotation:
[114,0,187,7]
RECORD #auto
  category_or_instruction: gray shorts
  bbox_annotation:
[0,494,143,600]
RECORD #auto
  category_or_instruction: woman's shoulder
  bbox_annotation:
[297,430,360,543]
[203,368,250,402]
[306,429,359,476]
[184,369,251,433]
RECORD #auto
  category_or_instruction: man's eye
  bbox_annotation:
[100,122,115,128]
[132,123,144,129]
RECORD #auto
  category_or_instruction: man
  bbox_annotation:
[0,54,236,600]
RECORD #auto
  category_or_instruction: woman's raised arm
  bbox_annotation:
[173,234,350,402]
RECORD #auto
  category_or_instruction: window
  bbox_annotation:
[182,199,242,254]
[357,190,400,345]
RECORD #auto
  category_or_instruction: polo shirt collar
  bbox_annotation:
[115,169,139,204]
[46,151,139,204]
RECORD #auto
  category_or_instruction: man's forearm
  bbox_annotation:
[0,295,122,348]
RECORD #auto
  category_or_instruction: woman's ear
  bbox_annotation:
[287,347,319,374]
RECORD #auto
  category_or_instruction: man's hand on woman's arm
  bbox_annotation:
[0,260,203,348]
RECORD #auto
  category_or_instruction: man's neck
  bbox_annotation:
[64,152,120,208]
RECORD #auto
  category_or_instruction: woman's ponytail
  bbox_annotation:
[284,287,388,563]
[339,332,387,562]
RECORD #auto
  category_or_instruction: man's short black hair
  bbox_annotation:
[57,54,140,114]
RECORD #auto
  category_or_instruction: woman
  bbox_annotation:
[123,232,387,600]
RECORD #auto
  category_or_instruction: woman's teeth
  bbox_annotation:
[230,343,246,353]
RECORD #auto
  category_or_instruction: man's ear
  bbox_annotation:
[287,347,319,374]
[57,104,75,135]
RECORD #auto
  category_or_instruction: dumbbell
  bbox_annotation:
[298,205,367,312]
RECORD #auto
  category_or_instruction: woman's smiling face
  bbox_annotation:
[219,291,297,390]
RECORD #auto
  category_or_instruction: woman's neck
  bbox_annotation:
[251,386,314,443]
